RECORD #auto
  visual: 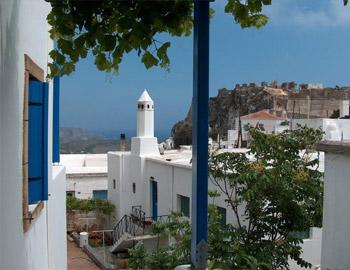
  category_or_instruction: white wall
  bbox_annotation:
[67,175,108,199]
[61,154,108,199]
[48,166,67,270]
[108,154,238,224]
[289,228,322,270]
[108,152,123,217]
[330,119,350,141]
[108,152,147,219]
[321,152,350,269]
[108,150,323,269]
[291,118,350,141]
[241,119,283,134]
[0,1,66,269]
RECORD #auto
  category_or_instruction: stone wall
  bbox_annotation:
[171,83,350,145]
[67,210,114,233]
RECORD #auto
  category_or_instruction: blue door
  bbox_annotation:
[150,180,158,220]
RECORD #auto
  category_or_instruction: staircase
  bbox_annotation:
[110,206,160,253]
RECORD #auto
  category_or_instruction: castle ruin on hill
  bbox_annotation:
[171,81,350,147]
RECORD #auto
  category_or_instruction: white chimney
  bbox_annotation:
[136,90,154,137]
[131,90,159,156]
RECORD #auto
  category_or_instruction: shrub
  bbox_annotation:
[66,196,115,216]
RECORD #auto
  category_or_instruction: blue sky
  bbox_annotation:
[60,0,350,139]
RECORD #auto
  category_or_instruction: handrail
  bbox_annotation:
[112,210,146,245]
[131,205,146,230]
[112,207,170,246]
[112,215,138,244]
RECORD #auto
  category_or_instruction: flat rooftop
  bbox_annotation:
[147,148,252,168]
[109,147,324,171]
[60,154,107,176]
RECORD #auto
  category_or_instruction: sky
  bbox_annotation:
[60,0,350,139]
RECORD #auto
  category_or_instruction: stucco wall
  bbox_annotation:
[0,1,66,269]
[48,166,67,270]
[61,154,108,199]
[292,118,350,141]
[241,119,283,134]
[108,150,323,269]
[66,175,108,199]
[321,152,350,269]
[289,228,322,270]
[108,152,238,224]
[107,153,123,217]
[108,152,147,219]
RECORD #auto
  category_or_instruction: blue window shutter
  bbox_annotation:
[92,190,108,200]
[53,77,60,163]
[28,80,49,204]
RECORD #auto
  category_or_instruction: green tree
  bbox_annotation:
[45,0,275,78]
[46,0,349,77]
[128,126,323,270]
[207,126,324,269]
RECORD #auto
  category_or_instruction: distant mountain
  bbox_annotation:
[60,127,130,154]
[60,127,101,143]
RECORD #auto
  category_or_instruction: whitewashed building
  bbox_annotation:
[317,142,350,270]
[61,154,108,199]
[225,108,350,148]
[291,118,350,141]
[108,90,235,224]
[0,1,67,269]
[107,91,323,269]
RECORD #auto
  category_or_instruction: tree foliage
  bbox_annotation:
[46,0,349,78]
[207,126,323,269]
[45,0,275,78]
[128,212,191,270]
[128,126,323,269]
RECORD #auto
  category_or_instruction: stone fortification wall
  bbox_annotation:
[171,82,350,146]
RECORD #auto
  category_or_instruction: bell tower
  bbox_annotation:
[131,90,159,156]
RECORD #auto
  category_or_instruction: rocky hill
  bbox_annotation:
[171,82,350,147]
[60,128,130,154]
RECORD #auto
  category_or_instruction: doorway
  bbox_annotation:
[150,180,158,220]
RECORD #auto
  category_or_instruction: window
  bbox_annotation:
[178,195,190,217]
[141,104,144,109]
[147,104,150,109]
[23,55,49,232]
[93,190,108,200]
[113,179,116,189]
[66,191,75,197]
[217,206,227,227]
[132,182,136,194]
[289,229,311,239]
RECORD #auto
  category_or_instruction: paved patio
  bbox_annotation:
[67,240,100,270]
